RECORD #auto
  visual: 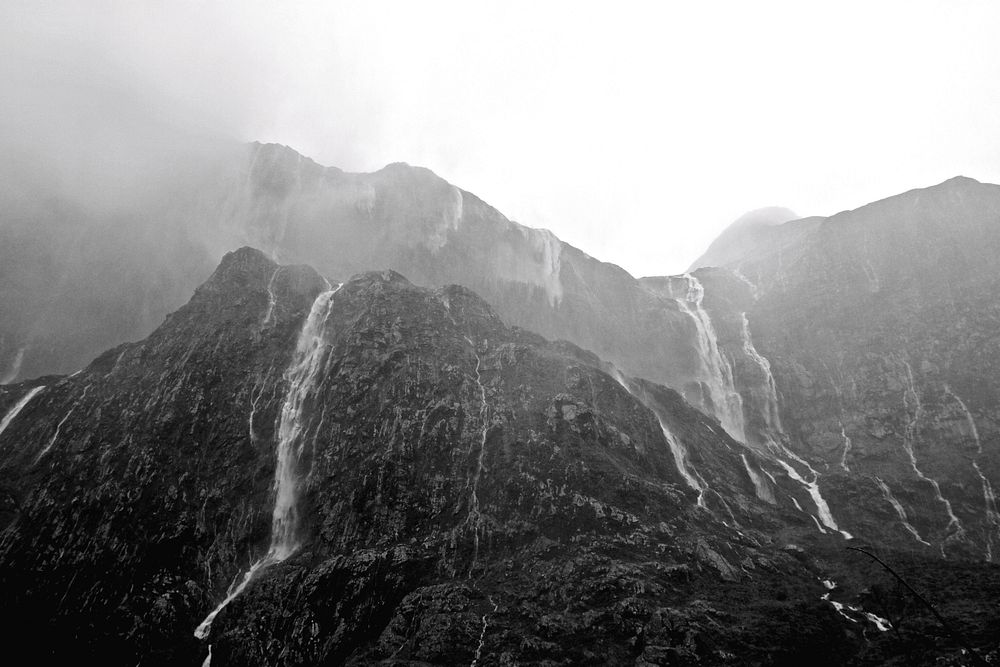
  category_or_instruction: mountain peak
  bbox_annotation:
[728,206,800,230]
[688,207,800,270]
[939,175,980,186]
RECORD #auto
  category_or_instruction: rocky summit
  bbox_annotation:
[0,247,998,665]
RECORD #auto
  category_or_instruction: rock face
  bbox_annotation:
[3,248,995,665]
[681,176,1000,561]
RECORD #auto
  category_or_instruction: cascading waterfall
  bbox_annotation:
[900,362,964,538]
[944,385,999,559]
[738,313,783,436]
[838,422,852,473]
[261,267,282,327]
[671,275,747,443]
[35,385,91,462]
[0,385,45,441]
[741,453,775,504]
[463,334,490,575]
[194,286,340,640]
[820,581,892,632]
[739,312,849,537]
[776,459,852,538]
[469,597,498,667]
[732,268,759,300]
[611,369,712,509]
[874,476,930,546]
[438,295,495,576]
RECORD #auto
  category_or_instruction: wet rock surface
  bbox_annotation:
[0,248,997,665]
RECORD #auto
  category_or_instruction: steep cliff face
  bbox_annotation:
[4,248,992,665]
[681,177,1000,561]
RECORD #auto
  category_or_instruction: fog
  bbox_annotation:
[5,1,1000,277]
[3,1,1000,381]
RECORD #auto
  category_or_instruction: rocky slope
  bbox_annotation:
[2,248,994,665]
[680,177,1000,562]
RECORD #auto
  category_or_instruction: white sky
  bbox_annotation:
[5,1,1000,276]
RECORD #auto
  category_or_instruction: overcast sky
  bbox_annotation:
[5,1,1000,276]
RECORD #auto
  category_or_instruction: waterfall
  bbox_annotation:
[838,422,852,473]
[944,385,999,559]
[900,362,964,537]
[776,459,852,539]
[36,384,91,462]
[463,334,490,575]
[0,385,45,441]
[874,476,930,546]
[738,313,783,437]
[741,453,775,504]
[469,597,498,667]
[195,286,339,639]
[738,313,848,537]
[670,274,746,443]
[610,369,711,509]
[261,267,283,327]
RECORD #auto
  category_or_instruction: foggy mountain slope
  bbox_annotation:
[675,176,1000,561]
[5,247,975,665]
[0,141,725,429]
[0,136,250,383]
[687,206,804,272]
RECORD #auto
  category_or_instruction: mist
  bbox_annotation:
[4,0,1000,381]
[7,1,1000,279]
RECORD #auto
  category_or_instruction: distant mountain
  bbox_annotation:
[688,206,801,271]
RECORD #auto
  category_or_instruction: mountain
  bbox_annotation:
[3,140,1000,661]
[4,142,789,477]
[4,142,1000,563]
[3,248,996,665]
[673,177,1000,562]
[0,143,711,423]
[688,206,801,272]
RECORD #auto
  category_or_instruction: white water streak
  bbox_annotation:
[470,597,498,667]
[261,267,282,327]
[611,369,709,507]
[944,385,1000,558]
[247,377,269,444]
[777,459,851,538]
[732,268,759,300]
[463,334,490,575]
[861,259,881,293]
[0,386,45,441]
[874,476,930,546]
[195,287,339,639]
[901,362,964,536]
[0,346,26,385]
[741,453,775,504]
[36,385,90,462]
[824,597,891,632]
[674,275,746,443]
[739,313,783,435]
[838,422,852,473]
